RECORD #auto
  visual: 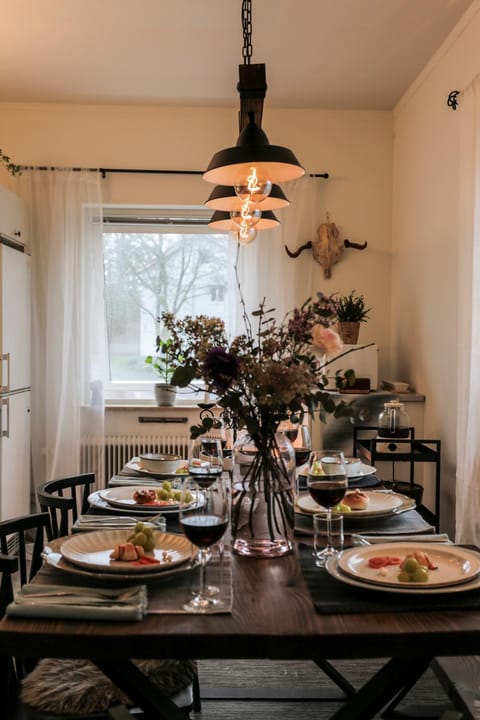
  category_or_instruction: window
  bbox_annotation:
[102,206,232,400]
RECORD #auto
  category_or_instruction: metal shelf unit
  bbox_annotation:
[353,426,441,530]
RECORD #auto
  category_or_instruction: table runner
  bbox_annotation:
[295,508,435,536]
[298,543,480,614]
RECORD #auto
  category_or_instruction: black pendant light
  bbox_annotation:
[204,0,304,241]
[205,183,289,212]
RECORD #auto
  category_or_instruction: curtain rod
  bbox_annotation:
[20,165,329,179]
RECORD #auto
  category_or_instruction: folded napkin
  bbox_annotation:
[108,475,161,487]
[352,533,451,545]
[6,583,147,621]
[72,514,166,532]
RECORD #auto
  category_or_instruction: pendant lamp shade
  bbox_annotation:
[208,209,280,231]
[203,115,305,186]
[205,183,289,211]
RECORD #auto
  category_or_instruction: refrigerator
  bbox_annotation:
[0,186,31,521]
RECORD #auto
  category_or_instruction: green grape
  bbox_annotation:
[135,522,145,531]
[397,571,411,583]
[157,488,170,500]
[162,481,172,492]
[144,537,155,551]
[173,491,182,501]
[402,557,419,574]
[412,567,429,583]
[133,531,147,546]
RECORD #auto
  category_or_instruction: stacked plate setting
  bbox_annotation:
[326,542,480,594]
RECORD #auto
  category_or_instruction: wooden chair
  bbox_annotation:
[0,510,198,719]
[36,473,96,539]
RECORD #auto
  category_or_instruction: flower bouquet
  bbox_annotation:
[161,292,360,557]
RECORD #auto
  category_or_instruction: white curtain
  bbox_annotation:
[456,76,480,544]
[20,169,107,492]
[228,175,319,334]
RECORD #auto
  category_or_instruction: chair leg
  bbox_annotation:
[192,668,201,713]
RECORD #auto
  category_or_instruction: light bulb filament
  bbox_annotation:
[247,167,261,195]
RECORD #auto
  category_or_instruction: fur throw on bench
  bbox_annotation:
[21,658,196,714]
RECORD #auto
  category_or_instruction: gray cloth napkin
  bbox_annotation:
[72,514,166,532]
[6,583,147,621]
[108,475,163,487]
[352,533,451,545]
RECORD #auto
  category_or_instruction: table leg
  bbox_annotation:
[92,658,188,720]
[328,657,432,720]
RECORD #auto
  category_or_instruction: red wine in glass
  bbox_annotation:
[307,480,347,508]
[294,447,311,467]
[181,515,228,547]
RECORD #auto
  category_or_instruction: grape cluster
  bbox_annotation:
[397,556,429,583]
[126,522,155,551]
[155,480,182,503]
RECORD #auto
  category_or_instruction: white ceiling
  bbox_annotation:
[0,0,474,110]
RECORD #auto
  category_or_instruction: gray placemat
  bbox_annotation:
[299,543,480,614]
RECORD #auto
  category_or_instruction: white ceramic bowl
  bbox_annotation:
[344,457,362,477]
[138,453,181,474]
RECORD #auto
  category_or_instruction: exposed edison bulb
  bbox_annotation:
[234,166,272,203]
[230,199,262,227]
[237,225,258,245]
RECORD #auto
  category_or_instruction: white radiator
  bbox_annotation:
[81,434,191,487]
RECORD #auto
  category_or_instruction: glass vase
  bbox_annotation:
[231,431,296,558]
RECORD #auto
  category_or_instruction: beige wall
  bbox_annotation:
[0,101,393,379]
[392,0,480,536]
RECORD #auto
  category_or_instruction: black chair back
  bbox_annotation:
[37,473,96,539]
[0,512,50,586]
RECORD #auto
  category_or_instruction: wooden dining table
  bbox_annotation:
[2,466,479,720]
[1,532,480,720]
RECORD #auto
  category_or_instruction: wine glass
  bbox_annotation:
[188,436,223,486]
[179,476,229,613]
[293,425,312,469]
[306,450,347,565]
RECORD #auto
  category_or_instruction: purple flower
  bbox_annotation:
[204,348,240,392]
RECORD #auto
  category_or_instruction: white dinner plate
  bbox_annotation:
[336,542,480,589]
[297,462,377,480]
[326,547,480,594]
[125,457,189,478]
[88,490,202,515]
[60,530,191,574]
[295,490,410,519]
[99,486,187,511]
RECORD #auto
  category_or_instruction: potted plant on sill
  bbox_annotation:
[145,337,178,406]
[335,290,371,344]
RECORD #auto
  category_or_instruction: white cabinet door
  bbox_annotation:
[0,390,31,520]
[0,185,26,244]
[1,244,31,391]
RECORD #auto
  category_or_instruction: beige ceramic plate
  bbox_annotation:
[295,490,407,518]
[326,551,480,595]
[60,530,191,574]
[337,542,480,588]
[125,457,189,477]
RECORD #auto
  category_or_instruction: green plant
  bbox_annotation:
[0,149,22,176]
[145,337,178,383]
[336,290,371,323]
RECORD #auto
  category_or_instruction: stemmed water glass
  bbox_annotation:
[306,450,347,564]
[179,475,229,613]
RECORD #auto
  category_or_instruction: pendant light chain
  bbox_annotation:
[241,0,253,65]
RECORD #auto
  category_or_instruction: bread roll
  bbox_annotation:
[343,489,369,510]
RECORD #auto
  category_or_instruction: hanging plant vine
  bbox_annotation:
[0,149,22,176]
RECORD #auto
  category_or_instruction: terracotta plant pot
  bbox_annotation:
[337,321,360,344]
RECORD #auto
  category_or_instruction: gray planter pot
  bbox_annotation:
[154,383,177,407]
